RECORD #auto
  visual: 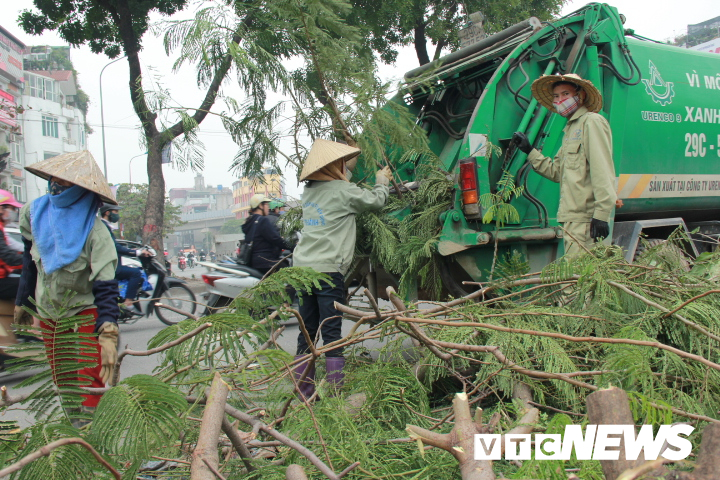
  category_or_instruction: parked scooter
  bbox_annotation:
[199,252,293,316]
[116,242,198,325]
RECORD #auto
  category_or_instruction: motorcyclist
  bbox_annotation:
[209,251,217,262]
[99,204,150,313]
[267,199,286,227]
[242,194,289,276]
[0,190,23,300]
[187,251,196,268]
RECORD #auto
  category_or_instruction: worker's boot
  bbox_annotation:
[292,356,315,401]
[325,357,345,396]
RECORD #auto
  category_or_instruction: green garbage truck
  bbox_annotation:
[355,2,720,298]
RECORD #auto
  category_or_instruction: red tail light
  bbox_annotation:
[202,274,224,287]
[459,159,479,204]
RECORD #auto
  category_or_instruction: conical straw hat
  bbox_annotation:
[531,73,602,113]
[25,150,117,204]
[299,139,361,181]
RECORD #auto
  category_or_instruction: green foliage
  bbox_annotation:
[480,170,524,227]
[347,0,566,65]
[89,375,187,458]
[115,183,183,240]
[19,0,188,58]
[15,423,103,480]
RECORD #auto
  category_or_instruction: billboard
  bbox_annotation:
[691,37,720,54]
[0,28,25,82]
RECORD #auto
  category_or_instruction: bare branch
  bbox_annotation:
[0,437,121,480]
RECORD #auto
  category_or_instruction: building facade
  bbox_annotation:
[232,167,285,219]
[0,26,26,202]
[0,28,89,204]
[167,174,236,254]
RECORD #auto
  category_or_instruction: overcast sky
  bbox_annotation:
[6,0,719,201]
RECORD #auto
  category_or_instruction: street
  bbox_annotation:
[0,279,400,428]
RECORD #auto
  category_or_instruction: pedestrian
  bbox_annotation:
[99,203,150,313]
[512,73,616,256]
[242,194,289,276]
[14,150,120,421]
[0,190,23,300]
[292,139,391,399]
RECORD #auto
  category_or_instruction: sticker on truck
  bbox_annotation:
[618,174,720,198]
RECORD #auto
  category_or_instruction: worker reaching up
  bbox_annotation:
[292,139,391,399]
[512,73,616,257]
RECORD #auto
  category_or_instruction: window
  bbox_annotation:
[12,180,23,203]
[42,115,59,138]
[10,143,22,167]
[26,74,57,102]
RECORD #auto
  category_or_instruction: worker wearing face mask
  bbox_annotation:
[511,74,616,256]
[14,151,120,423]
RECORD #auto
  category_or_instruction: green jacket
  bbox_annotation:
[293,180,389,275]
[19,205,118,318]
[528,106,617,223]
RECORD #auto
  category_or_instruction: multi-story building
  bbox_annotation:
[0,26,26,202]
[0,28,89,204]
[167,174,236,253]
[232,167,285,219]
[21,46,89,202]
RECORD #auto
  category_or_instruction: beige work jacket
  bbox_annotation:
[527,106,617,223]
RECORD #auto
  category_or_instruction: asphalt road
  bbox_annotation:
[0,277,402,428]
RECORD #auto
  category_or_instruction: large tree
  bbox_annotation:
[115,183,183,242]
[349,0,566,65]
[18,0,283,252]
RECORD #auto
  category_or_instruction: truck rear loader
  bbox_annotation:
[354,2,720,298]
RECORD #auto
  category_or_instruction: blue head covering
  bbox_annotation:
[30,184,101,274]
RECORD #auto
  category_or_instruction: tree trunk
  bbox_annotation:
[414,21,430,66]
[143,137,166,252]
[586,387,645,480]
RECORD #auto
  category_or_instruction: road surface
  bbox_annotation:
[0,280,399,428]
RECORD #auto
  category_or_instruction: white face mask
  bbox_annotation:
[554,95,581,117]
[344,166,353,181]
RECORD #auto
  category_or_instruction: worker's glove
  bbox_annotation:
[97,322,119,386]
[590,218,610,241]
[13,305,33,326]
[511,132,533,154]
[376,166,392,186]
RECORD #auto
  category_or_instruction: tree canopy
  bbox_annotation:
[349,0,566,65]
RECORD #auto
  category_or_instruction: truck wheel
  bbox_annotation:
[634,238,691,271]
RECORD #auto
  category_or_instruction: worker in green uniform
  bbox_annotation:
[511,73,616,256]
[14,151,120,420]
[292,139,391,399]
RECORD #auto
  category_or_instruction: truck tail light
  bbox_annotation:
[202,274,224,287]
[459,159,479,204]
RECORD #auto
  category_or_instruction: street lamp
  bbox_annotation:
[129,152,147,184]
[99,55,127,179]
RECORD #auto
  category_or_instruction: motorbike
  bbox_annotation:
[116,242,198,326]
[0,277,44,371]
[198,251,293,316]
[187,256,196,269]
[199,253,207,262]
[209,252,217,262]
[178,256,187,271]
